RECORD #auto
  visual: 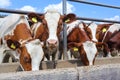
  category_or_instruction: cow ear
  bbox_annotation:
[28,13,42,23]
[7,39,21,50]
[63,13,76,23]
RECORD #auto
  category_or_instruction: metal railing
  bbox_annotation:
[68,0,120,9]
[0,8,43,15]
[67,0,120,23]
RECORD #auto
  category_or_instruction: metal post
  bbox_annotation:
[62,0,68,60]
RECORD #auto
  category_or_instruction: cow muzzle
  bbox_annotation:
[47,39,58,49]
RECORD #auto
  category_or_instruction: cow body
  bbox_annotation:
[0,14,44,71]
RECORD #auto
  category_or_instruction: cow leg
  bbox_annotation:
[44,53,50,60]
[52,49,58,61]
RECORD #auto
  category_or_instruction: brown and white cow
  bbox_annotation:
[102,23,120,56]
[28,9,63,60]
[60,13,98,65]
[84,22,112,57]
[0,14,44,71]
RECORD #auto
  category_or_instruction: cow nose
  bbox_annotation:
[47,39,57,45]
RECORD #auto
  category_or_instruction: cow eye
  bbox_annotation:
[23,56,31,63]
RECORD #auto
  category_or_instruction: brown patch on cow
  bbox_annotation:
[84,25,93,40]
[67,27,90,43]
[19,46,32,71]
[79,45,89,66]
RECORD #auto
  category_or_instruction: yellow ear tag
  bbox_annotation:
[65,19,70,23]
[102,28,107,33]
[73,47,78,51]
[10,43,16,49]
[32,17,37,23]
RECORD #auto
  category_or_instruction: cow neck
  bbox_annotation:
[78,28,90,42]
[31,22,42,38]
[19,37,33,45]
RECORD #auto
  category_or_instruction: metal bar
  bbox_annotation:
[77,17,120,23]
[0,8,43,15]
[62,0,68,60]
[68,0,120,9]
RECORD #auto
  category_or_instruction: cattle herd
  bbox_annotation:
[0,9,120,71]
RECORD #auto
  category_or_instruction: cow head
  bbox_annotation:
[84,23,112,42]
[28,10,63,53]
[68,41,98,66]
[6,39,44,71]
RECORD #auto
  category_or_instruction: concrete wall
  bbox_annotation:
[0,63,120,80]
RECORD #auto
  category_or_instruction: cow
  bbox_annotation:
[102,23,120,56]
[60,13,98,65]
[84,22,112,57]
[28,9,63,61]
[0,14,44,71]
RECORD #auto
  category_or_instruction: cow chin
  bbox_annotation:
[47,45,58,55]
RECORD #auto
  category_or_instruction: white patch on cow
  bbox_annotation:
[78,22,86,31]
[83,41,97,65]
[45,10,60,42]
[102,23,120,42]
[31,22,42,38]
[25,39,44,71]
[88,22,98,42]
[67,20,80,36]
[108,23,120,33]
[0,14,30,38]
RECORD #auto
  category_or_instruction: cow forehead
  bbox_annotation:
[88,23,98,41]
[83,41,97,65]
[45,12,60,26]
[24,39,44,70]
[89,23,98,33]
[44,12,61,41]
